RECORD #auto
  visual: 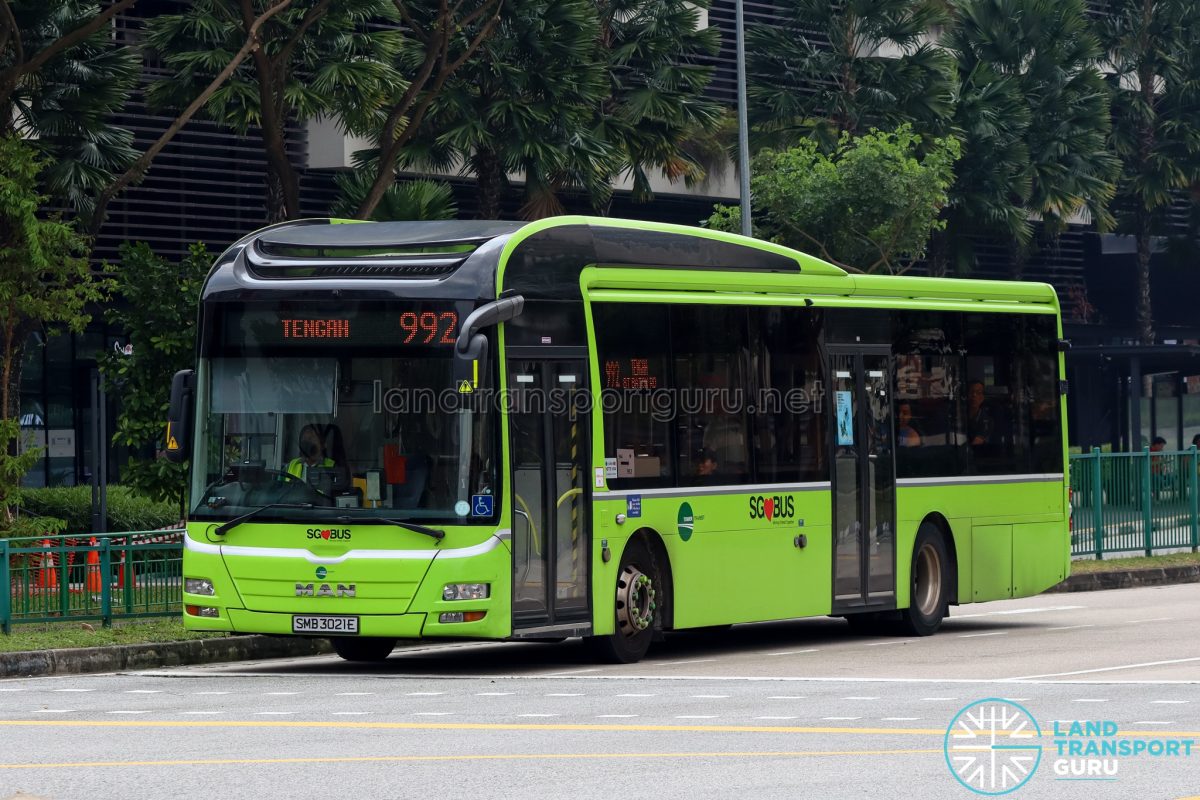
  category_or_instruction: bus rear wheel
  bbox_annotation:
[331,636,396,662]
[898,525,950,636]
[587,539,661,664]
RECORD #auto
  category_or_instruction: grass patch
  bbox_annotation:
[0,618,224,653]
[1071,551,1200,574]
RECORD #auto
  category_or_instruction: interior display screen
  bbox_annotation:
[603,357,660,389]
[211,302,463,352]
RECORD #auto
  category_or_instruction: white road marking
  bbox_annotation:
[767,649,818,656]
[545,693,584,697]
[124,690,162,694]
[517,713,558,718]
[1124,618,1173,624]
[843,696,880,701]
[0,688,27,692]
[107,710,150,715]
[1007,657,1200,681]
[1001,698,1030,702]
[1046,625,1096,632]
[865,640,915,647]
[659,659,716,666]
[958,631,1008,639]
[952,605,1085,619]
[253,711,294,716]
[32,709,74,713]
[475,692,515,696]
[1073,698,1109,703]
[52,688,93,693]
[823,716,861,721]
[543,667,602,675]
[332,711,370,716]
[690,694,730,699]
[1152,700,1189,704]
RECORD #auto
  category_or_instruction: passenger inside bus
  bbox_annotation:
[896,402,922,448]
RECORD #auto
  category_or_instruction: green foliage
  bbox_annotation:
[708,126,960,273]
[0,136,108,529]
[748,0,956,150]
[939,0,1117,274]
[330,174,457,221]
[0,1,140,211]
[102,242,209,506]
[0,419,47,536]
[15,485,182,536]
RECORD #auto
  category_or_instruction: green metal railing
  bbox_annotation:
[1,530,184,634]
[1069,448,1200,559]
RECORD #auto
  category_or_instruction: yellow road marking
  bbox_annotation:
[0,749,943,770]
[1,719,1196,738]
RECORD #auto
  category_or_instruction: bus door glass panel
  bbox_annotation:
[832,355,861,603]
[863,354,895,599]
[508,359,590,624]
[509,361,547,618]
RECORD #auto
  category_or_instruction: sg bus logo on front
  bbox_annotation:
[944,698,1043,795]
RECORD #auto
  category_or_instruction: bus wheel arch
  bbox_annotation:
[899,518,954,636]
[920,513,958,606]
[588,528,673,663]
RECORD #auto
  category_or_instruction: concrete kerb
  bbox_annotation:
[0,634,333,679]
[1,565,1196,678]
[1047,563,1200,593]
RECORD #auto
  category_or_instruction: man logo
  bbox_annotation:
[295,583,356,597]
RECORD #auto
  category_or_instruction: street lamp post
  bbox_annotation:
[735,0,752,237]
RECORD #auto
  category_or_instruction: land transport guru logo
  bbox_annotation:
[944,698,1042,795]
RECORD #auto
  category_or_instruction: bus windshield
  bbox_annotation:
[189,302,495,524]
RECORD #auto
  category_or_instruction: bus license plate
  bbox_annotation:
[292,615,359,634]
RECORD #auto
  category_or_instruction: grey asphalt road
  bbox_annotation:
[1,584,1198,800]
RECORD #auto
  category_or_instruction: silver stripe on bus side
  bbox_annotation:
[594,481,831,500]
[184,529,511,565]
[895,473,1064,487]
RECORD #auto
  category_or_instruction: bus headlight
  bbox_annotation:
[442,583,489,601]
[184,577,215,596]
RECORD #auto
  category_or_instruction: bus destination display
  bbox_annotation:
[218,305,460,350]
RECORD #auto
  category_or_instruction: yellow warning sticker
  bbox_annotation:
[457,380,474,394]
[165,423,179,451]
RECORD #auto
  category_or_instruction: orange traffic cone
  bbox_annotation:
[37,539,57,590]
[85,538,102,594]
[118,551,135,590]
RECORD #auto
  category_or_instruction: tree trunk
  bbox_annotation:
[1135,206,1154,345]
[473,148,507,219]
[1009,241,1028,282]
[927,229,948,278]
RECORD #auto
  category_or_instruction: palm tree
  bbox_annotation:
[1098,0,1200,345]
[941,0,1118,278]
[747,0,956,151]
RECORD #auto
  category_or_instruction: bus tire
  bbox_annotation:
[587,539,662,664]
[898,524,950,636]
[331,636,396,662]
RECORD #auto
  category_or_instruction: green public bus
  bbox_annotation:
[167,216,1069,663]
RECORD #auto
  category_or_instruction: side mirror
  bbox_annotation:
[164,369,195,464]
[453,295,524,394]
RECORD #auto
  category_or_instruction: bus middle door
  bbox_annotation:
[507,356,592,637]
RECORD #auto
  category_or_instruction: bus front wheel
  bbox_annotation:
[331,636,396,662]
[899,525,950,636]
[587,539,662,664]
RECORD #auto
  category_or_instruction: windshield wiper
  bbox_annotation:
[313,508,445,541]
[213,503,315,536]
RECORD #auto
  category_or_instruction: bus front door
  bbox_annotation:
[507,358,591,635]
[829,348,897,612]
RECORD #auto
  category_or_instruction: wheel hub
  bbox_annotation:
[615,565,656,636]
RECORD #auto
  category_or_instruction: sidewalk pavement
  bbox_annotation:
[2,564,1196,679]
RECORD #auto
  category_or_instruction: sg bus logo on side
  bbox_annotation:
[749,495,795,522]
